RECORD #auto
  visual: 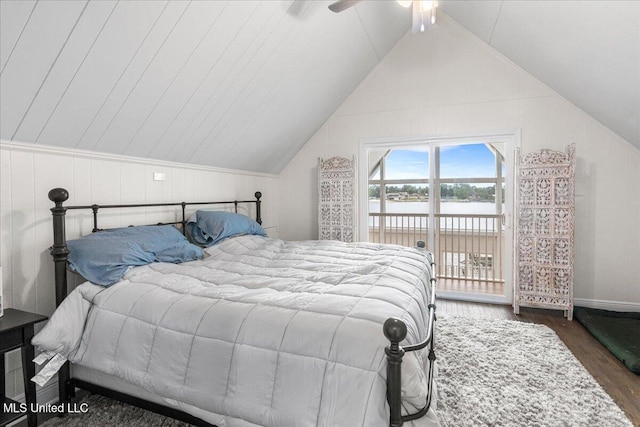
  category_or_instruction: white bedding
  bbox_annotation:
[33,235,437,426]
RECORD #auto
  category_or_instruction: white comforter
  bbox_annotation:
[33,236,436,427]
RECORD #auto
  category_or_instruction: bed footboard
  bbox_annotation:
[384,241,437,427]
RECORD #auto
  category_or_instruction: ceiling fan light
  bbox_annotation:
[397,0,413,7]
[412,0,438,33]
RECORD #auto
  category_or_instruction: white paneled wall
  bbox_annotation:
[0,140,279,399]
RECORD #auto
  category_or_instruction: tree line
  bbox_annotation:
[369,184,502,201]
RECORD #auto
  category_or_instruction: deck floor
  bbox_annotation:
[438,277,505,295]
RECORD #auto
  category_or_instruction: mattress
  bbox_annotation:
[34,235,437,426]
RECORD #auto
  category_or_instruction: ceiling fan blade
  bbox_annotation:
[328,0,363,13]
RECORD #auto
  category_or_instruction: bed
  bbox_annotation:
[33,188,438,427]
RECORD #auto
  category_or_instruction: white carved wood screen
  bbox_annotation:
[514,144,575,320]
[318,156,356,242]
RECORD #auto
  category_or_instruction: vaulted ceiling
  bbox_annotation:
[1,1,638,174]
[440,0,640,152]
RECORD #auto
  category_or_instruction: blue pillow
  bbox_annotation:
[67,225,203,286]
[185,210,266,247]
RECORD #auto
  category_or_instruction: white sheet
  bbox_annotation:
[33,236,437,426]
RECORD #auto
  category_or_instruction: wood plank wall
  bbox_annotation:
[0,141,280,399]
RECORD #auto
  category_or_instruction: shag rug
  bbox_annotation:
[41,317,632,427]
[436,317,632,427]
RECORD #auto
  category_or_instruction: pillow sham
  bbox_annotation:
[185,210,266,247]
[67,225,203,287]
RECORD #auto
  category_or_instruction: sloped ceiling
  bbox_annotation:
[0,0,410,174]
[440,0,640,151]
[1,1,638,174]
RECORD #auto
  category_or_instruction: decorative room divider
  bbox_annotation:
[318,156,356,242]
[514,144,575,320]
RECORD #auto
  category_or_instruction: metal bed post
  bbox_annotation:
[255,191,262,225]
[48,188,74,404]
[384,318,407,427]
[181,202,187,234]
[384,240,437,427]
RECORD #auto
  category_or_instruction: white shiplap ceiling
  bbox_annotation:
[0,0,410,173]
[1,1,639,174]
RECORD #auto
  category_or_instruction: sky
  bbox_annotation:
[383,143,503,180]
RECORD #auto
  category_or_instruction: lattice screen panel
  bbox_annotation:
[318,156,356,242]
[514,144,575,320]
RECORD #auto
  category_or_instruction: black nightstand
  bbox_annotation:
[1,308,48,427]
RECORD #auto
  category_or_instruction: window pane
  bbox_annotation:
[368,185,381,213]
[384,149,429,180]
[385,184,429,213]
[440,143,497,179]
[440,183,499,213]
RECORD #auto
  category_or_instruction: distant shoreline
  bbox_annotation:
[368,198,495,203]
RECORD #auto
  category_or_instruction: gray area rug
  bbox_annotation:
[41,317,632,426]
[436,317,632,427]
[39,393,188,426]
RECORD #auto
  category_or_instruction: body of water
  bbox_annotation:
[368,201,505,231]
[369,200,503,214]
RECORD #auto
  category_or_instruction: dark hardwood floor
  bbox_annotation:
[437,298,640,426]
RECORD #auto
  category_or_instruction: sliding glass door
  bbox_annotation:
[359,133,518,304]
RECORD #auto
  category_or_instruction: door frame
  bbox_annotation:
[358,130,521,305]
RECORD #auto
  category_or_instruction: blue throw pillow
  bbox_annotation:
[67,225,203,286]
[185,210,266,247]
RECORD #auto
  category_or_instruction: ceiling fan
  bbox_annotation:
[328,0,438,33]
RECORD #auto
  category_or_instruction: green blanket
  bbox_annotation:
[574,307,640,375]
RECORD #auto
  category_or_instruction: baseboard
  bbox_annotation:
[5,379,59,426]
[574,298,640,313]
[8,377,59,406]
[437,290,511,305]
[437,294,640,313]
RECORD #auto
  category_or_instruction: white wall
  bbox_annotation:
[279,15,640,307]
[0,140,279,399]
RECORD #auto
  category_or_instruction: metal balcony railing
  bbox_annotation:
[369,213,505,283]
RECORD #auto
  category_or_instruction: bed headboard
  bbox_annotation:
[48,188,262,307]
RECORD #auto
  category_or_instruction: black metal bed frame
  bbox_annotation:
[48,187,437,427]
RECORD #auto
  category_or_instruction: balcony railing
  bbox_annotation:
[369,212,504,283]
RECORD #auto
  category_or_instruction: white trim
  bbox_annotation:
[0,140,278,179]
[436,296,640,313]
[437,291,511,305]
[5,379,59,426]
[7,378,59,405]
[359,129,522,150]
[574,298,640,313]
[358,129,521,304]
